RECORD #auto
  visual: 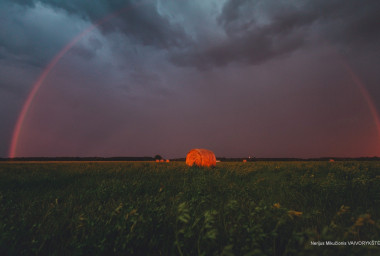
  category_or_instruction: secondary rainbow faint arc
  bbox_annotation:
[8,5,135,158]
[8,15,380,158]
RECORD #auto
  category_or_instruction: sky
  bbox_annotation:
[1,0,380,158]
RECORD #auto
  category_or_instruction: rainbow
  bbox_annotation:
[342,63,380,141]
[9,5,135,158]
[8,8,380,158]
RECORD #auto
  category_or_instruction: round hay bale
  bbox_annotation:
[186,149,216,167]
[166,159,170,163]
[243,159,247,163]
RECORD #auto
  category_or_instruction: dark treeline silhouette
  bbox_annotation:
[0,156,379,162]
[171,157,380,162]
[0,157,155,162]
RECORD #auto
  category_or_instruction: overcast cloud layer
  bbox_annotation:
[1,0,379,158]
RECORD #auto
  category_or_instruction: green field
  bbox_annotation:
[1,161,380,255]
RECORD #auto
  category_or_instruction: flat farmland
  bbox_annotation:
[1,161,380,255]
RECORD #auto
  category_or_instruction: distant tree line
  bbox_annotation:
[1,157,155,161]
[1,156,379,162]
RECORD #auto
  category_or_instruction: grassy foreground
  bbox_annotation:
[0,161,380,255]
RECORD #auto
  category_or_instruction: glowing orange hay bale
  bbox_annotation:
[329,159,335,162]
[243,159,247,163]
[166,159,170,163]
[155,159,160,163]
[186,149,216,167]
[160,159,164,162]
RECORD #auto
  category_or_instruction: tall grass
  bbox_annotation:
[0,161,380,255]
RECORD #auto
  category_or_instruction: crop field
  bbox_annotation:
[1,161,380,255]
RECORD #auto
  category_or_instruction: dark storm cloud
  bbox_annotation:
[1,0,379,158]
[171,0,380,69]
[102,1,188,48]
[2,0,379,70]
[0,1,89,68]
[8,0,188,49]
[0,0,189,73]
